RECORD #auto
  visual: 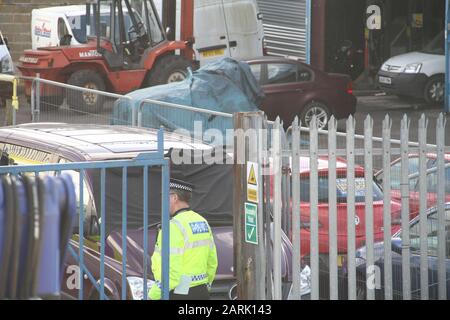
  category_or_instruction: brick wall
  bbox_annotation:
[0,0,85,62]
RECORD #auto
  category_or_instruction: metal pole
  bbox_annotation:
[12,78,18,125]
[347,116,356,300]
[445,0,449,113]
[400,115,411,300]
[36,73,41,123]
[291,117,301,300]
[257,115,266,300]
[159,128,170,301]
[31,78,36,122]
[273,118,283,300]
[233,112,266,300]
[306,0,312,64]
[382,115,393,300]
[418,114,429,300]
[364,116,375,300]
[310,115,319,300]
[436,114,447,300]
[328,116,338,300]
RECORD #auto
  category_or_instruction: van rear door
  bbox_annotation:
[194,0,264,66]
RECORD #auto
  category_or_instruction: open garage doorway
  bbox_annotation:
[324,0,366,81]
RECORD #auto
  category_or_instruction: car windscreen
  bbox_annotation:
[420,30,444,55]
[298,176,384,203]
[69,12,133,44]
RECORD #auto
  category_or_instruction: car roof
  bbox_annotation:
[0,123,211,161]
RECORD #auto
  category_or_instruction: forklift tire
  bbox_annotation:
[67,70,105,113]
[145,55,192,87]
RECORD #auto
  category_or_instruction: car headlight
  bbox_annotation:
[380,63,389,72]
[355,247,367,268]
[404,63,422,74]
[299,265,311,296]
[287,265,312,299]
[127,276,155,300]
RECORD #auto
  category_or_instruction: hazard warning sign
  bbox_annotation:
[248,164,257,185]
[247,162,258,203]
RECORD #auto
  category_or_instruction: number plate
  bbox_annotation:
[379,76,392,85]
[200,48,225,58]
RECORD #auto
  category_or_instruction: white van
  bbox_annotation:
[377,31,445,104]
[31,0,264,66]
[31,6,86,49]
[0,31,14,74]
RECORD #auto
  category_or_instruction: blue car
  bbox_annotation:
[354,203,450,300]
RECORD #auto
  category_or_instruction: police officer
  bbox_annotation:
[149,178,218,300]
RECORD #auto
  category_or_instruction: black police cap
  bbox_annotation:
[170,178,194,193]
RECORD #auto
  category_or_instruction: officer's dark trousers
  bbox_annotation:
[169,284,209,300]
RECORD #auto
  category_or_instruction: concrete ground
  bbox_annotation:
[350,92,450,146]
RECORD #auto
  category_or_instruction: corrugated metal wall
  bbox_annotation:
[257,0,307,61]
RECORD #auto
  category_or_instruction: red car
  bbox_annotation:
[271,156,402,264]
[245,56,357,129]
[375,153,450,219]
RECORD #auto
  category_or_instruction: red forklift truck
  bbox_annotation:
[17,0,195,113]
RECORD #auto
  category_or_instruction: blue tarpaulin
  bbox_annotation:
[112,58,264,144]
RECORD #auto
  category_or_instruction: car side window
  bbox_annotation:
[249,64,262,84]
[58,158,98,234]
[389,157,420,191]
[297,66,312,82]
[265,63,298,85]
[426,167,450,194]
[409,210,450,258]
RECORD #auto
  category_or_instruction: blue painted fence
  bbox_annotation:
[0,129,171,300]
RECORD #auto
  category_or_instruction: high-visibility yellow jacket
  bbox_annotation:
[149,209,218,300]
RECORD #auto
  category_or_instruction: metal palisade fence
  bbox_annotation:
[271,113,449,300]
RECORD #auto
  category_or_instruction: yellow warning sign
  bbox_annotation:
[247,188,257,203]
[247,162,259,204]
[248,164,257,185]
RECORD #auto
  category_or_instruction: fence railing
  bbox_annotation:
[28,76,135,126]
[270,113,449,300]
[0,128,171,300]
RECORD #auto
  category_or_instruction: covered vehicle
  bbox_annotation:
[112,57,264,145]
[0,123,292,300]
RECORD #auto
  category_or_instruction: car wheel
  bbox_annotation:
[67,70,106,113]
[300,101,331,130]
[424,75,444,105]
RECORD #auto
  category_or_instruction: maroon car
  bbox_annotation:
[0,123,294,300]
[245,56,357,129]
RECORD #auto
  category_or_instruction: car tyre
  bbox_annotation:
[67,70,106,113]
[145,55,193,87]
[300,101,331,130]
[424,75,444,105]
